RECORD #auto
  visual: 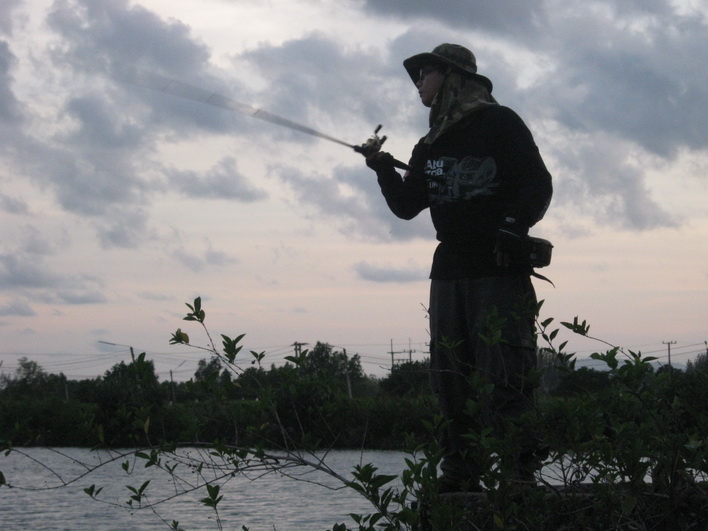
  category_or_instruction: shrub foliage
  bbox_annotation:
[1,298,707,529]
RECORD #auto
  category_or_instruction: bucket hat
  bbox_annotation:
[403,43,493,92]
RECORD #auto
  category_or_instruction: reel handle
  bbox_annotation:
[355,125,411,171]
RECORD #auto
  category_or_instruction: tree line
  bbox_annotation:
[0,343,436,448]
[1,340,707,452]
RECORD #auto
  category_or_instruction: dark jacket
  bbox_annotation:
[377,105,552,279]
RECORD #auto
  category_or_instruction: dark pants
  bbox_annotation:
[428,275,540,487]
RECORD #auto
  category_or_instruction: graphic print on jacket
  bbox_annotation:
[425,156,498,204]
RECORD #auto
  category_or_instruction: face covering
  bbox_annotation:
[425,69,498,145]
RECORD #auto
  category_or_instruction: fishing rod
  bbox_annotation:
[111,63,410,170]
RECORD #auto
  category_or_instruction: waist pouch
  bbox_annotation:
[527,236,553,268]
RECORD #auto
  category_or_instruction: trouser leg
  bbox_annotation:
[429,276,540,489]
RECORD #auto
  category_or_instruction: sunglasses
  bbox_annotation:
[419,66,441,80]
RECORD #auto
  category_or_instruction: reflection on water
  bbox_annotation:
[0,448,409,530]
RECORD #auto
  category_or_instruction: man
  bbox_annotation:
[366,43,552,493]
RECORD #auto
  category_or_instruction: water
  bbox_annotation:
[0,448,410,530]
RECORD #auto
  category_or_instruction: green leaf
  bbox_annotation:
[200,483,223,508]
[621,495,637,515]
[84,484,101,497]
[184,297,206,323]
[493,513,504,528]
[169,328,190,345]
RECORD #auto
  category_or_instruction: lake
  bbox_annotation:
[0,447,412,530]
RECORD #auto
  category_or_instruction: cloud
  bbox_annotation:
[18,225,66,256]
[356,1,706,233]
[536,2,708,158]
[361,0,545,38]
[0,193,29,215]
[0,249,107,304]
[1,0,693,247]
[62,94,145,150]
[46,0,210,78]
[170,243,237,273]
[95,207,154,248]
[0,40,22,123]
[138,291,174,302]
[0,1,22,35]
[0,253,60,290]
[274,163,430,241]
[168,157,268,202]
[354,261,428,283]
[46,0,245,136]
[57,290,107,304]
[0,0,270,252]
[551,134,677,230]
[0,227,107,303]
[240,34,397,131]
[0,300,36,317]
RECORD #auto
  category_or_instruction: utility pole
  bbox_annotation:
[99,340,135,362]
[292,342,309,356]
[663,341,676,367]
[389,339,408,369]
[170,360,187,404]
[343,348,353,399]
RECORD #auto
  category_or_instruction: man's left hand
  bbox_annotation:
[495,219,528,268]
[365,151,396,173]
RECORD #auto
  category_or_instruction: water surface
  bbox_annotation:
[0,447,409,530]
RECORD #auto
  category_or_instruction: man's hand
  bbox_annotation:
[365,151,396,173]
[495,217,529,268]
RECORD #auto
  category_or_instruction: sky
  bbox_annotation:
[1,0,706,382]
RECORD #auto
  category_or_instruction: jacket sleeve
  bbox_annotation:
[496,108,553,230]
[376,140,429,220]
